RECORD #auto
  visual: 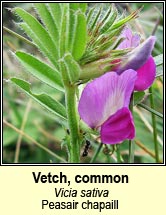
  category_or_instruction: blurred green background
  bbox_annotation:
[3,3,163,163]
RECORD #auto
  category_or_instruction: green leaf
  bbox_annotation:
[70,3,87,13]
[15,51,63,92]
[134,91,145,105]
[100,5,112,24]
[154,54,163,77]
[47,3,62,29]
[59,53,81,84]
[11,78,67,120]
[59,5,87,61]
[99,6,117,34]
[79,3,87,13]
[14,7,59,68]
[69,3,81,11]
[86,6,95,25]
[156,65,163,77]
[72,11,87,60]
[88,6,102,32]
[64,53,81,83]
[110,9,139,31]
[68,9,76,52]
[59,4,70,57]
[34,3,59,49]
[19,22,56,66]
[154,54,163,66]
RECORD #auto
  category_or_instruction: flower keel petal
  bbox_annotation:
[134,56,156,91]
[101,107,135,144]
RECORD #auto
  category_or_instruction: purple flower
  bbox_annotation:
[117,27,140,49]
[78,69,137,144]
[134,56,156,91]
[117,28,156,91]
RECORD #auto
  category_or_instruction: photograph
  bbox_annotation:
[2,2,164,164]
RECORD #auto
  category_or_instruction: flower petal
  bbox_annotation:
[101,107,135,144]
[117,27,140,49]
[78,70,137,128]
[134,56,156,91]
[131,34,140,47]
[118,36,156,74]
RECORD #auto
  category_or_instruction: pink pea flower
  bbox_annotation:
[78,69,137,144]
[117,27,156,91]
[117,27,141,49]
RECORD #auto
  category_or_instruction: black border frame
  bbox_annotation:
[1,1,165,166]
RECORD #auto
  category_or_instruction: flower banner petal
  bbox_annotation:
[78,70,137,128]
[101,107,135,144]
[117,27,140,49]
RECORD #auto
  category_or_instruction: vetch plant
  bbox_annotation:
[5,3,163,163]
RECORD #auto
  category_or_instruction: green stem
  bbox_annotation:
[129,93,134,163]
[138,103,163,118]
[65,85,80,163]
[116,145,123,163]
[149,87,159,163]
[128,139,134,163]
[90,142,103,163]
